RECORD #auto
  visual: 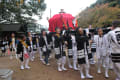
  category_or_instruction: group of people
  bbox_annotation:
[0,20,120,80]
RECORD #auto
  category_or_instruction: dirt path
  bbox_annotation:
[0,54,116,80]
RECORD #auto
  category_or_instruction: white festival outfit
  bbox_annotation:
[76,34,93,79]
[94,34,109,77]
[28,36,34,61]
[54,33,67,72]
[20,43,30,70]
[90,35,97,64]
[107,27,120,80]
[71,35,78,70]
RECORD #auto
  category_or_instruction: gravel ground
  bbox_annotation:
[0,53,116,80]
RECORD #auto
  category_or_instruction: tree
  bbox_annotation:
[0,0,46,24]
[90,0,120,8]
[77,4,120,28]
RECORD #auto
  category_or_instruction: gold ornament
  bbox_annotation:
[20,0,23,4]
[38,0,41,3]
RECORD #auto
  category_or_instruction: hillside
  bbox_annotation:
[77,0,120,28]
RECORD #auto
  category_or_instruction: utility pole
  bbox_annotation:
[50,8,51,18]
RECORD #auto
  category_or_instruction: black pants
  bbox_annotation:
[19,53,24,62]
[43,50,50,64]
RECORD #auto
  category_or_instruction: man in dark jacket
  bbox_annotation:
[76,27,93,79]
[39,29,51,65]
[54,27,67,71]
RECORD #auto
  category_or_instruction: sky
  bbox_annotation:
[35,0,97,26]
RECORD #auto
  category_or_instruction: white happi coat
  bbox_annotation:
[71,35,77,60]
[94,35,106,59]
[107,27,120,54]
[104,33,112,56]
[107,27,120,79]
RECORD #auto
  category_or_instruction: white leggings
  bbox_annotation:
[113,63,120,79]
[97,55,109,69]
[57,56,66,65]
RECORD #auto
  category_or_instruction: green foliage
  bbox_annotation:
[77,0,120,28]
[77,4,120,28]
[109,1,118,7]
[90,0,119,8]
[0,0,46,24]
[94,0,117,5]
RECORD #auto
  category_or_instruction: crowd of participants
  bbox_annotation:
[0,20,120,80]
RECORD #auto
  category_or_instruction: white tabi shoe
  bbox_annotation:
[109,66,113,70]
[48,56,52,60]
[58,67,62,72]
[40,58,44,61]
[103,64,106,68]
[20,65,24,70]
[25,66,31,69]
[69,65,73,69]
[86,74,93,79]
[81,74,85,79]
[42,60,46,64]
[90,61,96,65]
[31,58,34,61]
[33,56,35,59]
[62,67,67,71]
[105,72,109,78]
[46,63,50,66]
[73,67,78,71]
[97,69,101,74]
[10,56,13,60]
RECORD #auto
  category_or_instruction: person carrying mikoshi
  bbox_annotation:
[94,28,109,78]
[17,34,30,70]
[54,27,67,72]
[76,27,93,79]
[107,21,120,80]
[90,33,96,64]
[64,28,78,70]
